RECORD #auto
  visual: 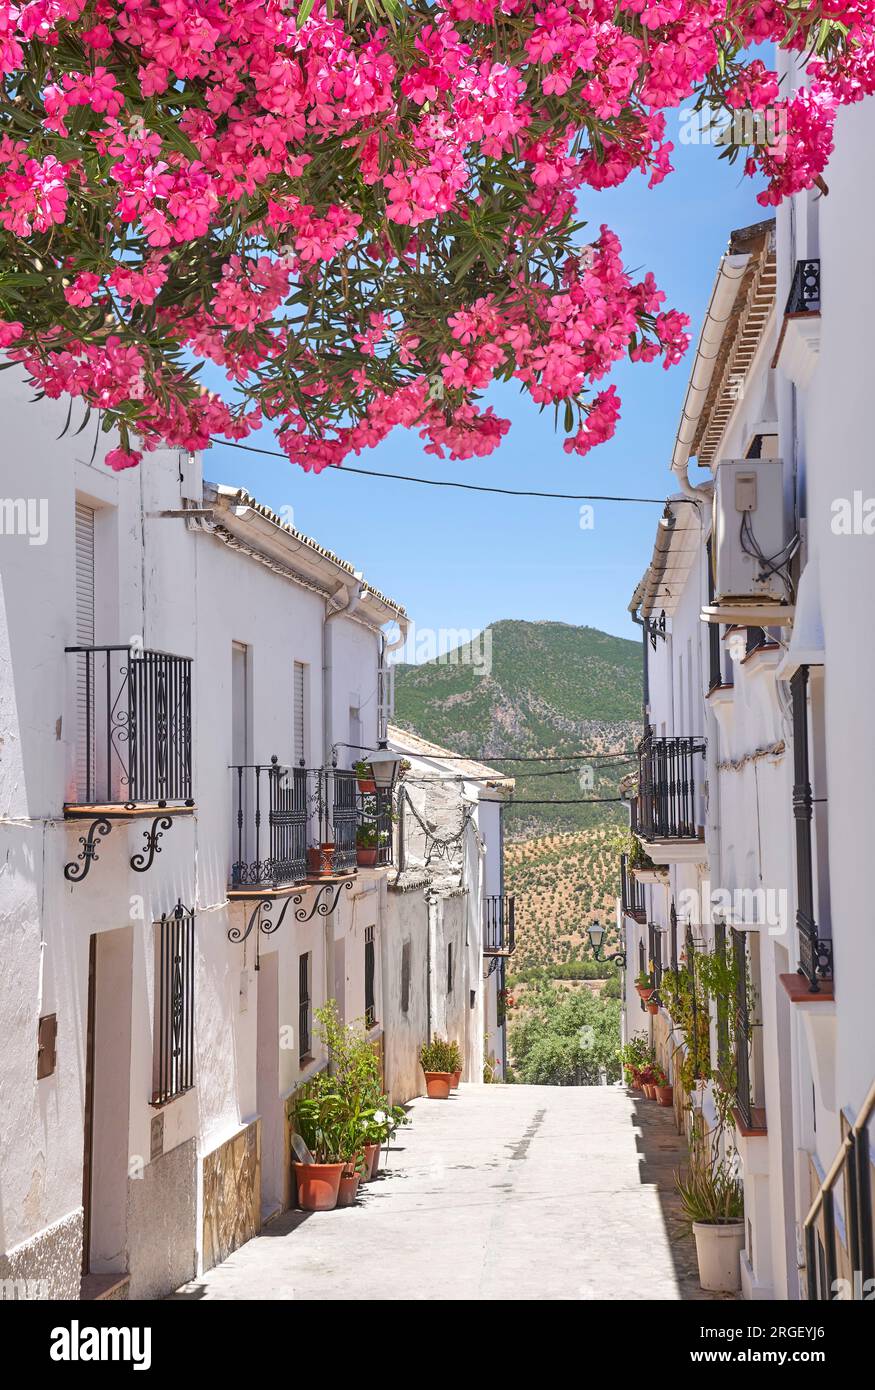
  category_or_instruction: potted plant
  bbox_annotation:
[654,1066,674,1107]
[646,995,660,1016]
[635,970,654,1001]
[676,1112,745,1291]
[356,822,378,867]
[619,1038,650,1091]
[420,1037,456,1098]
[292,1081,346,1211]
[448,1039,463,1089]
[354,759,376,793]
[307,842,336,877]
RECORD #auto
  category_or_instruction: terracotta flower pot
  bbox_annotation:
[356,847,377,867]
[644,1083,657,1100]
[363,1142,380,1180]
[307,843,336,877]
[646,1000,659,1015]
[629,1070,643,1091]
[451,1069,461,1089]
[424,1070,453,1099]
[656,1084,674,1107]
[636,985,655,1001]
[357,777,376,794]
[294,1161,344,1211]
[336,1171,361,1208]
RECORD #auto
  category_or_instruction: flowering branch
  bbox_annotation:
[0,1,872,472]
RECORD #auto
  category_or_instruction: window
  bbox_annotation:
[365,926,376,1028]
[400,941,411,1015]
[298,952,311,1062]
[293,662,306,765]
[75,501,95,796]
[152,901,195,1105]
[447,941,454,996]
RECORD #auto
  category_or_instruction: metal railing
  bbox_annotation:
[803,1076,875,1300]
[230,761,392,889]
[620,853,646,921]
[635,733,705,840]
[152,901,195,1106]
[67,645,192,806]
[785,258,821,315]
[484,895,516,955]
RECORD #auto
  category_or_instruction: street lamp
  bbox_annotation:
[586,919,626,968]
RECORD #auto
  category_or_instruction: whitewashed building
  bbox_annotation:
[384,726,514,1098]
[0,369,426,1299]
[618,81,875,1301]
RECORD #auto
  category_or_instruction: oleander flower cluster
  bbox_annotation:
[0,0,872,472]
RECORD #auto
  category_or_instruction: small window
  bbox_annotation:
[298,952,311,1062]
[152,901,195,1105]
[447,941,454,996]
[400,941,411,1015]
[365,926,376,1028]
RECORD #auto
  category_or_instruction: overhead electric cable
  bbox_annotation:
[211,437,679,504]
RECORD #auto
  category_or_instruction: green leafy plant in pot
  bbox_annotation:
[420,1037,456,1099]
[676,1108,745,1292]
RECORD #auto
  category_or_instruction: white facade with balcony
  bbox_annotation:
[0,365,492,1300]
[619,83,875,1301]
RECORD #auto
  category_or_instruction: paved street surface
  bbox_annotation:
[173,1085,722,1301]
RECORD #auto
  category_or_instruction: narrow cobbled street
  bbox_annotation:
[173,1086,726,1302]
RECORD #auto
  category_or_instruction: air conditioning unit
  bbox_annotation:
[712,458,789,605]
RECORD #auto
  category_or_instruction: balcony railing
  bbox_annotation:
[230,761,393,890]
[785,258,820,315]
[66,645,193,807]
[483,895,515,956]
[634,733,705,841]
[620,853,646,922]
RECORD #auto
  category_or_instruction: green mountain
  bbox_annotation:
[392,619,642,840]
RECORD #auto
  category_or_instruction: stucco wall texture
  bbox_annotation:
[126,1138,197,1300]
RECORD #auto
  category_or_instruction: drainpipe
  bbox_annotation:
[670,252,750,502]
[425,889,439,1044]
[322,575,364,767]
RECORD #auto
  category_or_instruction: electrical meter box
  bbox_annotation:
[713,458,788,604]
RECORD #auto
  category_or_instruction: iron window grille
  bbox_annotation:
[732,928,754,1129]
[67,645,193,807]
[620,853,646,922]
[152,901,195,1106]
[706,535,726,693]
[649,921,662,994]
[790,667,833,991]
[447,941,454,995]
[400,940,411,1015]
[365,925,376,1028]
[298,952,311,1061]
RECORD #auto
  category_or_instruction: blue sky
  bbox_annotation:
[207,123,764,649]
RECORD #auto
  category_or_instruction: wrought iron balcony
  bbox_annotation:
[634,733,705,842]
[484,895,515,957]
[229,761,392,892]
[620,853,646,922]
[785,258,820,315]
[66,645,193,808]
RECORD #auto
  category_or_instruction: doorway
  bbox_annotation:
[255,951,283,1223]
[81,927,133,1277]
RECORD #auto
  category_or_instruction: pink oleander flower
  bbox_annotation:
[105,446,142,472]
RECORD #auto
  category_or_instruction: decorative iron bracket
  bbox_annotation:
[293,878,354,923]
[64,816,112,883]
[130,815,174,873]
